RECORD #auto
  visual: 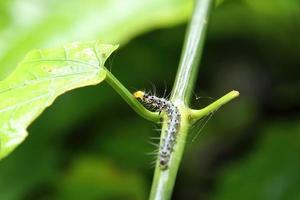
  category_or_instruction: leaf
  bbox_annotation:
[0,41,118,159]
[0,0,193,197]
[0,0,193,79]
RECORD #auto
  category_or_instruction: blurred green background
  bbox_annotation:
[0,0,299,199]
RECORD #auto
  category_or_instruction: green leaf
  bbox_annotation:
[0,0,193,79]
[0,41,118,160]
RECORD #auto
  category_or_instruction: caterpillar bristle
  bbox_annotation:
[133,90,181,170]
[150,137,161,140]
[146,150,159,156]
[147,140,160,147]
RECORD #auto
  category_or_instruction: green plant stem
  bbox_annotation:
[190,90,240,121]
[105,69,160,122]
[102,1,238,199]
[149,108,190,200]
[171,0,212,105]
[149,0,214,200]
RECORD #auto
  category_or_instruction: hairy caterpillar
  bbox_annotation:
[133,91,181,170]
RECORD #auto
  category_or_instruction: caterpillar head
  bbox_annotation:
[133,91,145,100]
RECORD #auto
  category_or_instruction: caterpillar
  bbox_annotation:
[133,91,181,170]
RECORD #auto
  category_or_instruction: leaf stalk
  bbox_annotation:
[189,90,240,121]
[105,69,160,122]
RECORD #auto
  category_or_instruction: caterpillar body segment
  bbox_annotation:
[134,91,181,170]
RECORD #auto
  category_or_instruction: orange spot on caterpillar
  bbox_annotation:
[133,91,145,100]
